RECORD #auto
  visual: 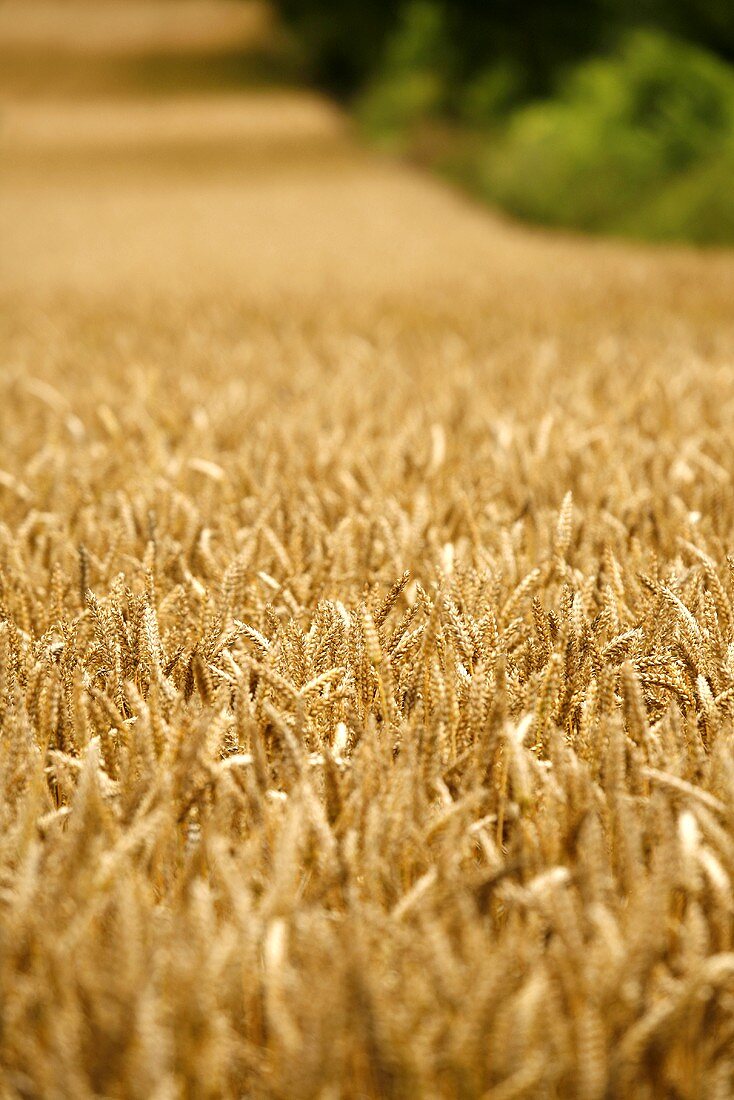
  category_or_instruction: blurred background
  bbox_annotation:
[2,0,734,245]
[281,0,734,244]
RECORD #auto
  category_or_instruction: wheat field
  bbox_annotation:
[4,17,734,1097]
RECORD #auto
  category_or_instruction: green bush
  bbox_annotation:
[276,1,734,244]
[483,31,734,239]
[459,62,525,127]
[621,146,734,242]
[357,2,451,142]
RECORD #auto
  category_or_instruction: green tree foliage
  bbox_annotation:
[276,0,734,99]
[357,2,451,138]
[276,1,734,242]
[484,31,734,241]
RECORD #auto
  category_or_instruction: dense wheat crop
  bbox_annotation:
[3,69,734,1099]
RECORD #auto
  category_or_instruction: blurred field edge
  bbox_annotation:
[0,1,295,97]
